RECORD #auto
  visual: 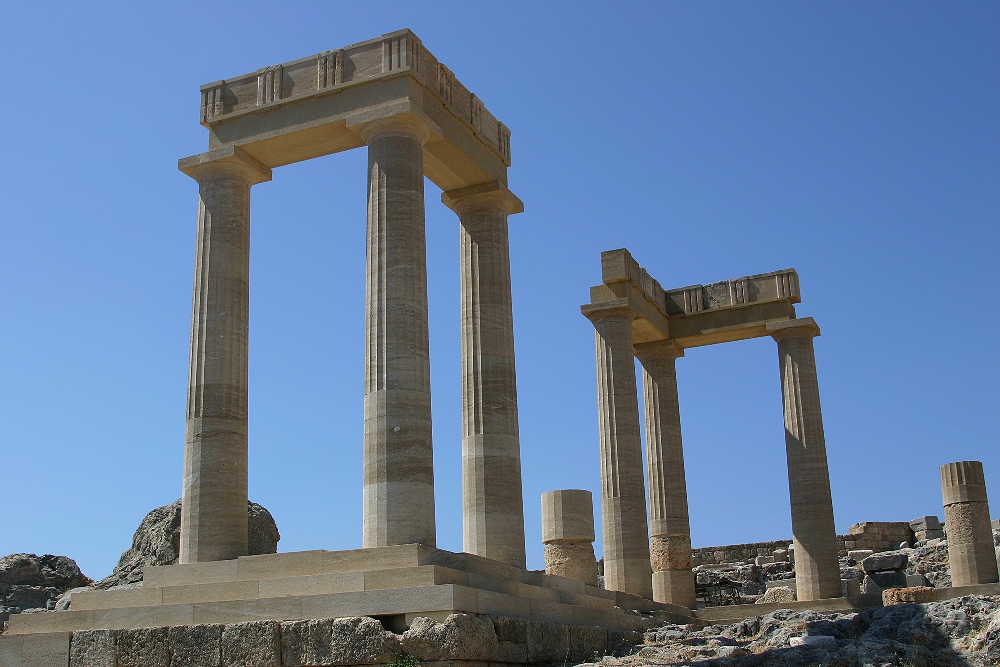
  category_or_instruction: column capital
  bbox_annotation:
[634,339,685,362]
[766,317,820,342]
[581,301,636,326]
[357,113,432,145]
[441,181,524,216]
[178,146,272,184]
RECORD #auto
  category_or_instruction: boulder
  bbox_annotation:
[861,552,908,573]
[97,500,279,589]
[0,553,91,621]
[862,571,908,595]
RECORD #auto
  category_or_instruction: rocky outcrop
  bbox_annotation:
[0,554,90,622]
[97,499,280,589]
[620,595,1000,667]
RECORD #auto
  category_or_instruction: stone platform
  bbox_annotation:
[3,546,692,640]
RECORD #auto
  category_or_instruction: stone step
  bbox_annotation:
[70,565,619,613]
[5,583,647,636]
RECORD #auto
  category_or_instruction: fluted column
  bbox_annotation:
[584,306,653,599]
[360,117,436,548]
[178,147,271,564]
[941,461,999,587]
[767,318,841,600]
[442,182,526,567]
[634,340,695,609]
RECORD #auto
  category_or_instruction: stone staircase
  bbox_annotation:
[4,545,695,637]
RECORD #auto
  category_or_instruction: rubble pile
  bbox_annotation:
[586,595,1000,667]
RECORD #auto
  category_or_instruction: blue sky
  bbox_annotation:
[1,2,997,580]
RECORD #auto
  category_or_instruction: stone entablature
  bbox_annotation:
[588,249,800,348]
[197,29,511,187]
[601,248,800,317]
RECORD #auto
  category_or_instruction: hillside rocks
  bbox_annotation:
[596,595,1000,667]
[0,554,90,622]
[97,499,279,589]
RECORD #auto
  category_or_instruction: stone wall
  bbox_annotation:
[64,614,642,667]
[691,522,917,566]
[844,522,915,553]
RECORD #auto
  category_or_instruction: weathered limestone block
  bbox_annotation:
[168,624,223,667]
[70,630,114,667]
[650,535,692,572]
[941,461,999,587]
[114,628,170,667]
[401,614,498,662]
[0,632,71,667]
[568,625,609,663]
[882,586,937,606]
[525,621,569,664]
[861,553,908,573]
[282,616,398,666]
[221,621,280,667]
[542,542,599,585]
[756,586,795,604]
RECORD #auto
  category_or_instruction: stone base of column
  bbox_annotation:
[543,542,598,586]
[605,558,654,599]
[652,570,695,609]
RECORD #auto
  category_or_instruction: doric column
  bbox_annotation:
[767,318,841,601]
[442,182,526,567]
[940,461,999,587]
[584,306,653,599]
[359,116,436,548]
[177,147,271,564]
[541,489,599,586]
[634,340,695,609]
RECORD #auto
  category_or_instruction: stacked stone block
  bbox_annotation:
[910,516,945,542]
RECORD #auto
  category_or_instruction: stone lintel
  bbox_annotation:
[195,30,511,192]
[441,181,524,215]
[177,145,272,183]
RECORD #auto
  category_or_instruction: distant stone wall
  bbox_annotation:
[692,522,918,566]
[692,540,791,566]
[843,522,915,553]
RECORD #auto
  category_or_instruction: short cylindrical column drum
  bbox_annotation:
[940,461,999,587]
[541,490,599,586]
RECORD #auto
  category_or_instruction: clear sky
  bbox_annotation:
[1,2,997,581]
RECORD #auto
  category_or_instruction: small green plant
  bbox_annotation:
[388,651,420,667]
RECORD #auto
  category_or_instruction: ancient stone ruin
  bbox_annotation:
[2,28,998,667]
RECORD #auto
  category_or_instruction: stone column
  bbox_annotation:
[442,182,526,567]
[634,339,695,609]
[941,461,999,587]
[767,318,841,601]
[541,490,599,586]
[360,117,436,548]
[584,306,653,599]
[177,147,271,564]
